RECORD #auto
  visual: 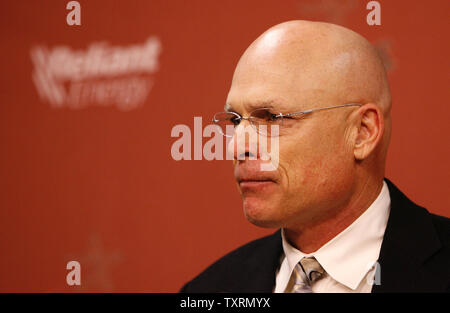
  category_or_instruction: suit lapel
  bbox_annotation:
[239,230,283,292]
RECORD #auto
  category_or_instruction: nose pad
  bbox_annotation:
[238,151,256,160]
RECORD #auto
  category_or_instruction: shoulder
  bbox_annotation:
[193,231,279,273]
[387,178,450,251]
[429,212,450,264]
[425,213,450,291]
[374,179,450,291]
[180,231,282,293]
[430,213,450,245]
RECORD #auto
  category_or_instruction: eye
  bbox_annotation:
[251,108,280,122]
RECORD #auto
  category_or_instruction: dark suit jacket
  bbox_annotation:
[181,179,450,292]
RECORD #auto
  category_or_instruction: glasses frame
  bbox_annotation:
[212,102,362,137]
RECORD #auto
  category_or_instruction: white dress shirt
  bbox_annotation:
[274,180,391,293]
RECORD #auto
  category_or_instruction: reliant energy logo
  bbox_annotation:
[30,36,162,111]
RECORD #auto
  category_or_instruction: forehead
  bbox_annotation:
[225,59,333,114]
[224,99,285,112]
[225,35,349,114]
[225,87,329,114]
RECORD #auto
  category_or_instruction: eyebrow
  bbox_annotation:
[224,100,278,113]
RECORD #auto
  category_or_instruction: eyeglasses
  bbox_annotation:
[212,103,362,137]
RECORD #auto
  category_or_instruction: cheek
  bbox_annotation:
[278,130,351,194]
[278,139,326,189]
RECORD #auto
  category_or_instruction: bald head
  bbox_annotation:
[228,20,391,162]
[235,20,390,111]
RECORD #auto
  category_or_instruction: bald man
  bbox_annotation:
[181,21,450,293]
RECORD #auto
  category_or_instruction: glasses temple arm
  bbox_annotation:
[285,103,362,117]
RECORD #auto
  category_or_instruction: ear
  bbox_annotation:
[353,103,384,160]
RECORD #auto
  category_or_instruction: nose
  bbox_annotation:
[228,119,260,161]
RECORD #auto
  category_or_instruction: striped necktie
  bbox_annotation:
[290,257,326,293]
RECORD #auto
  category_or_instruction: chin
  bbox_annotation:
[242,196,283,228]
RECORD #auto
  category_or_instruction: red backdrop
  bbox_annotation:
[0,0,448,292]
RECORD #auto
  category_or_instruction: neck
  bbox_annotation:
[284,176,384,254]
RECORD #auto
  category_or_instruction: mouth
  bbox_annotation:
[234,161,278,192]
[238,179,276,192]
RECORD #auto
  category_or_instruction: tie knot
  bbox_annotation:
[288,257,326,293]
[298,257,325,283]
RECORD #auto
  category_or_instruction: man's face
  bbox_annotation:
[226,47,358,229]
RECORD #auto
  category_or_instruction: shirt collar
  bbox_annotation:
[281,180,391,290]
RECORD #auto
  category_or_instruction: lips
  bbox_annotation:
[234,161,278,185]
